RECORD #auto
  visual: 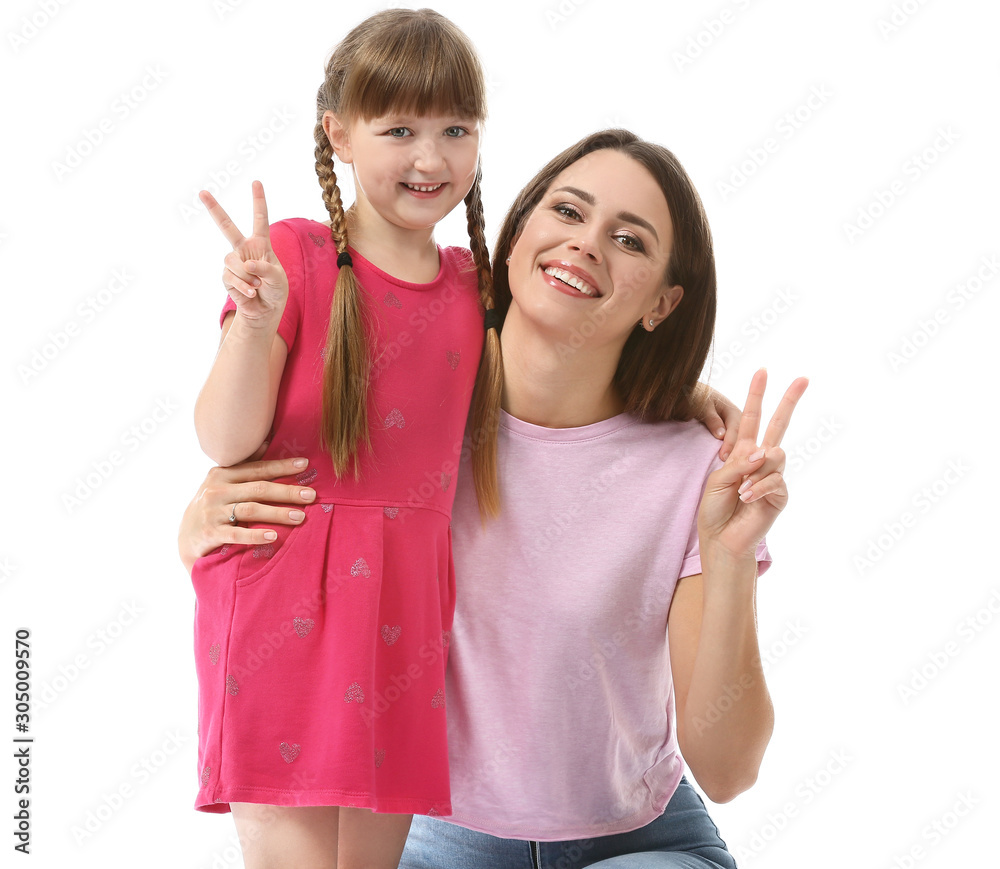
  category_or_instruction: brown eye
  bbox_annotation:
[616,233,644,252]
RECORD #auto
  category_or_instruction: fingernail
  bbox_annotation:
[300,489,315,501]
[740,489,754,502]
[738,478,752,495]
[252,278,261,287]
[715,427,726,438]
[264,531,277,541]
[748,448,765,462]
[289,510,305,521]
[292,458,308,468]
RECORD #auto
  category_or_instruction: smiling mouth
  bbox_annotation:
[402,182,445,192]
[544,266,600,297]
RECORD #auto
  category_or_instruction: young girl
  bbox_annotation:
[190,9,501,867]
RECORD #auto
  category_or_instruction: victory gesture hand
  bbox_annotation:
[697,369,809,562]
[199,180,288,324]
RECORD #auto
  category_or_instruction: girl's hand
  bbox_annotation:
[692,383,742,461]
[697,369,809,561]
[178,449,316,573]
[199,180,288,324]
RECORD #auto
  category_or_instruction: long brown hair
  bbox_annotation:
[490,128,717,427]
[313,8,502,517]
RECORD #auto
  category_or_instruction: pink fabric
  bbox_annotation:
[443,411,771,840]
[192,218,483,815]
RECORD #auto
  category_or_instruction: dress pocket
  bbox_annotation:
[233,507,325,590]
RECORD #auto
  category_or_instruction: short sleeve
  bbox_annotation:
[680,535,772,579]
[679,455,773,579]
[218,220,303,350]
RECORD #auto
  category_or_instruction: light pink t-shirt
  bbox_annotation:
[445,410,771,840]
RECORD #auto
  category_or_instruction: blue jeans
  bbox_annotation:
[399,777,738,868]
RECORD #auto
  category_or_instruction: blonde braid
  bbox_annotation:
[314,124,372,477]
[463,164,503,519]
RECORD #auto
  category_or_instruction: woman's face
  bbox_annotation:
[506,148,683,351]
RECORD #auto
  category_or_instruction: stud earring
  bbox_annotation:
[649,319,654,327]
[505,256,511,265]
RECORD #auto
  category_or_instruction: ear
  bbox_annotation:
[505,230,523,266]
[323,111,353,164]
[650,284,683,326]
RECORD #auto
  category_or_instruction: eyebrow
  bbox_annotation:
[552,186,660,243]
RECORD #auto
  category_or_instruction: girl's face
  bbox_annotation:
[506,149,683,352]
[325,110,481,233]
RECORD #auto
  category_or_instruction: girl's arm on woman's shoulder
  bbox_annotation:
[690,382,741,461]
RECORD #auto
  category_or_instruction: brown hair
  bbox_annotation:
[313,8,502,517]
[490,129,717,426]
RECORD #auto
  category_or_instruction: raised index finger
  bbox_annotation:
[251,180,270,241]
[761,377,810,449]
[199,189,246,249]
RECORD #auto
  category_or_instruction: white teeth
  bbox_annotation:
[544,266,596,296]
[404,182,444,192]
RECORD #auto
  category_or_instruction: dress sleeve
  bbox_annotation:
[218,219,303,350]
[679,454,772,579]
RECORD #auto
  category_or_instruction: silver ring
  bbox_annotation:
[228,503,239,525]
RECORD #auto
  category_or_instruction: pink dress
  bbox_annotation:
[191,218,483,815]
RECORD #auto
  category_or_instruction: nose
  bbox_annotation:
[413,138,445,174]
[568,228,603,263]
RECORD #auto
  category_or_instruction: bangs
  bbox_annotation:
[340,18,487,122]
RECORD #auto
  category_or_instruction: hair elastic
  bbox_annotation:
[483,309,500,331]
[337,251,354,269]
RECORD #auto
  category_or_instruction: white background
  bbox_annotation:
[2,0,998,866]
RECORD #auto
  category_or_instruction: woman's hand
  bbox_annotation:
[200,180,288,324]
[178,451,316,573]
[697,369,809,561]
[692,382,742,461]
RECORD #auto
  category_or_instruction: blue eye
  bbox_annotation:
[388,127,411,138]
[444,126,467,138]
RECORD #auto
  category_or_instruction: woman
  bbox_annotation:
[180,129,807,867]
